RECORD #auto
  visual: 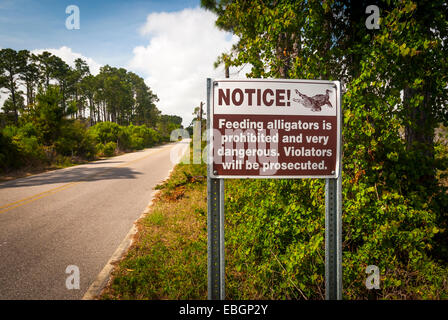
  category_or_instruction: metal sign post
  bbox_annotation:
[207,78,225,300]
[325,173,342,299]
[207,177,225,300]
[324,84,343,300]
[206,78,342,300]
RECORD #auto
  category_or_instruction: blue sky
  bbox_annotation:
[0,0,243,126]
[0,0,199,67]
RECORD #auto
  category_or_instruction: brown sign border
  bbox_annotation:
[209,79,341,179]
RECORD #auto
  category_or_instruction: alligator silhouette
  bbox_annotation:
[292,89,333,112]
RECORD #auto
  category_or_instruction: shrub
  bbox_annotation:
[102,141,117,157]
[1,119,165,171]
[90,122,161,155]
[89,121,122,145]
[224,175,448,300]
[2,124,46,166]
[55,120,96,160]
[0,130,21,171]
[120,124,161,150]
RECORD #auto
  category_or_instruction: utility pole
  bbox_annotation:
[199,101,204,132]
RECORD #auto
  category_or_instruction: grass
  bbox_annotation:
[100,159,208,300]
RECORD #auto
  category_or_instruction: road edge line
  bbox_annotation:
[82,142,188,300]
[81,188,161,300]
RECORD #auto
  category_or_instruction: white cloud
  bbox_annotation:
[32,46,102,75]
[128,7,247,127]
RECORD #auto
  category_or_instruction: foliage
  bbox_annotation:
[0,117,169,174]
[0,49,163,127]
[0,47,183,172]
[202,0,448,299]
[1,123,45,169]
[55,121,96,160]
[29,86,74,145]
[89,121,121,145]
[96,141,117,157]
[88,121,162,155]
[120,125,161,151]
[224,176,448,299]
[0,130,21,170]
[157,115,183,142]
[0,48,28,122]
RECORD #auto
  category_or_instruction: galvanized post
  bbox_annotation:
[325,176,342,300]
[207,78,225,300]
[325,82,343,300]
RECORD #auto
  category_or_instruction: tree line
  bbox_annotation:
[0,48,182,172]
[0,48,164,127]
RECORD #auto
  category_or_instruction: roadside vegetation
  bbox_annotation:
[101,149,208,300]
[0,48,182,178]
[102,0,448,300]
[101,134,448,300]
[205,0,448,299]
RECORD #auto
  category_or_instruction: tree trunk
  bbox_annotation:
[403,83,436,187]
[9,73,18,122]
[97,102,101,123]
[26,82,34,106]
[276,32,289,78]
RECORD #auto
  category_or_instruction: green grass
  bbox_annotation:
[145,211,166,226]
[101,159,208,300]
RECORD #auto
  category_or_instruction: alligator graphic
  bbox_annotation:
[292,89,333,112]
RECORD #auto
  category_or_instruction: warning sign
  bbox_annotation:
[210,79,341,178]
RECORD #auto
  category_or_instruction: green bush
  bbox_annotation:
[123,124,161,150]
[0,131,21,171]
[89,122,161,155]
[2,124,46,166]
[89,121,122,145]
[224,176,448,300]
[101,141,117,157]
[1,119,166,171]
[220,84,448,299]
[55,121,96,160]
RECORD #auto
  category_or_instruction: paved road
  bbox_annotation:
[0,141,189,299]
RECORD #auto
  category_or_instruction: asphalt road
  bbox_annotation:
[0,141,190,300]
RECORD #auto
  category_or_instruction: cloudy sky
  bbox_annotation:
[0,0,247,126]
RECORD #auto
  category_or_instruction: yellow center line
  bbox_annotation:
[0,145,171,214]
[0,182,83,214]
[0,181,79,210]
